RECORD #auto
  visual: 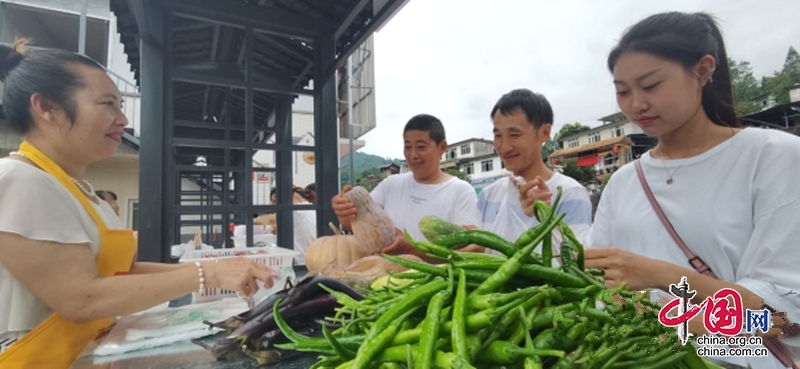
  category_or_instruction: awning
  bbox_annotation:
[576,156,599,167]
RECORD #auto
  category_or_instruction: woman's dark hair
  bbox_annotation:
[292,186,313,203]
[403,114,446,144]
[0,38,105,134]
[490,89,554,128]
[607,12,740,128]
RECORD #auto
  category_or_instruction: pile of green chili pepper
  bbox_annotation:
[271,187,723,369]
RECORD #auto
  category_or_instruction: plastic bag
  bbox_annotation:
[91,298,248,357]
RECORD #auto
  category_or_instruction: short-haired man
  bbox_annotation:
[333,114,481,259]
[479,89,592,256]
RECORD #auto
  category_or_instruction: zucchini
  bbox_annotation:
[418,215,467,243]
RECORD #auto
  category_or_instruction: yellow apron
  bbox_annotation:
[0,141,137,368]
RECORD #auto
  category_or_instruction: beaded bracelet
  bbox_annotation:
[195,261,206,293]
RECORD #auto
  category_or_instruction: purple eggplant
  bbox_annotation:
[244,275,362,322]
[199,293,339,359]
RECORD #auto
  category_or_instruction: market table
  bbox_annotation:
[70,266,314,369]
[69,265,748,369]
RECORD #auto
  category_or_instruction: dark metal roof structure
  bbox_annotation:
[110,0,409,262]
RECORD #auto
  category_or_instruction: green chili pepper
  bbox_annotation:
[414,291,447,369]
[470,212,566,297]
[435,229,519,256]
[451,268,469,358]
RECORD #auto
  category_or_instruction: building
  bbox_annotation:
[377,163,400,178]
[548,112,656,173]
[436,138,511,193]
[740,83,800,136]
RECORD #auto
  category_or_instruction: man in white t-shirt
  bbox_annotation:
[478,89,593,256]
[333,114,481,260]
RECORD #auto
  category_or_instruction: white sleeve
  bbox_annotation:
[587,180,615,250]
[735,196,800,344]
[369,177,389,208]
[0,164,93,245]
[450,183,481,227]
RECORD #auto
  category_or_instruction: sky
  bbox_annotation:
[357,0,800,159]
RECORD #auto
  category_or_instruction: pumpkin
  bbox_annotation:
[322,254,424,290]
[342,186,396,252]
[305,222,365,273]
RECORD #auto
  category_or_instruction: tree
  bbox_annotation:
[729,58,764,116]
[541,138,559,162]
[560,159,597,184]
[553,123,591,149]
[762,47,800,105]
[783,46,800,82]
[446,168,471,183]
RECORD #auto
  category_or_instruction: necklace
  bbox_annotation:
[655,127,736,184]
[8,151,96,197]
[656,135,713,185]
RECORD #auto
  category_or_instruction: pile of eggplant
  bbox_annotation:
[194,276,364,365]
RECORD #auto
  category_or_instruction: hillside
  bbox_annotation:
[340,151,403,185]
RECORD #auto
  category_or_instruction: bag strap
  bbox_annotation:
[634,159,798,369]
[634,160,715,277]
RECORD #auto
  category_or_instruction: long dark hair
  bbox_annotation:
[0,38,104,134]
[607,12,740,128]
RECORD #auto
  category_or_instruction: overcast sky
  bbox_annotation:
[357,0,800,159]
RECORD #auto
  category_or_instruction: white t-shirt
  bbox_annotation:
[292,204,317,265]
[588,128,800,369]
[478,173,593,257]
[370,172,480,242]
[0,159,125,353]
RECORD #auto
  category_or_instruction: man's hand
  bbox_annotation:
[456,224,485,253]
[381,228,418,256]
[515,176,552,217]
[332,185,356,230]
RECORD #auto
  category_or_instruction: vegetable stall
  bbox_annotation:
[186,186,728,369]
[68,185,744,368]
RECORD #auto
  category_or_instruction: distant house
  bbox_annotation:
[549,112,657,173]
[378,163,400,178]
[740,84,800,136]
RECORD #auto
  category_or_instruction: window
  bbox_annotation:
[128,199,139,231]
[588,133,601,143]
[461,145,471,155]
[567,139,579,148]
[501,160,505,169]
[448,149,456,159]
[463,163,474,175]
[603,154,617,167]
[611,126,625,138]
[481,160,493,172]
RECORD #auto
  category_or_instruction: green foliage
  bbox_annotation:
[729,58,765,116]
[340,151,403,187]
[542,138,560,161]
[560,159,597,184]
[748,47,800,108]
[554,123,592,149]
[446,168,470,183]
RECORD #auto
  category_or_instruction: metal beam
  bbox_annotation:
[334,0,371,40]
[313,36,339,237]
[324,0,409,78]
[253,33,313,63]
[171,68,313,96]
[165,0,335,42]
[274,94,295,251]
[173,58,295,85]
[136,9,166,262]
[129,0,161,45]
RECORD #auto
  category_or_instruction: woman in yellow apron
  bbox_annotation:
[0,39,280,368]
